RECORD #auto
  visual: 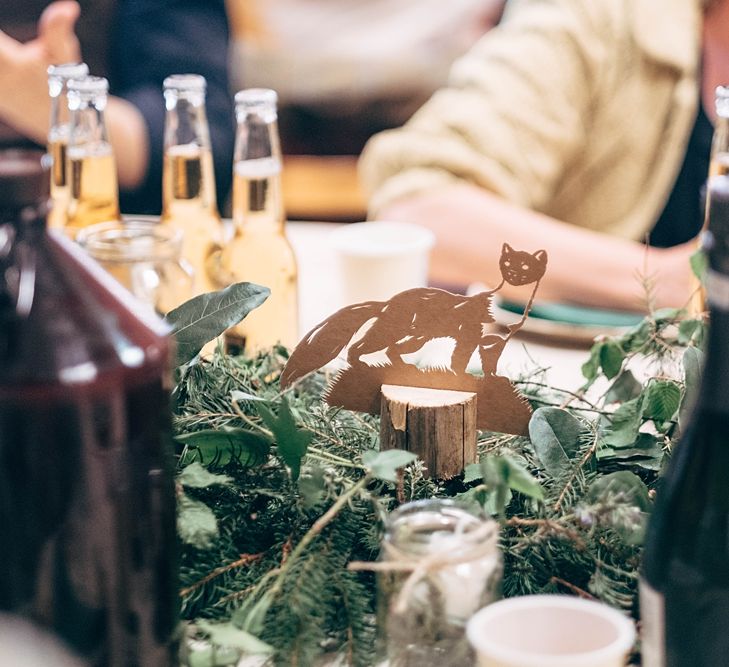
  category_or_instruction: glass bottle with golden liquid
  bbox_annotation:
[65,76,121,236]
[215,88,298,354]
[46,62,89,229]
[161,74,223,298]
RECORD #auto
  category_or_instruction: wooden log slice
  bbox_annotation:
[379,384,477,479]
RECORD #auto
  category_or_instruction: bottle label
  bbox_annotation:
[640,578,666,667]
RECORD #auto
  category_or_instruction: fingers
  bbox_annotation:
[38,1,82,64]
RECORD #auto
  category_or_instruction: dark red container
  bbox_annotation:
[0,149,179,666]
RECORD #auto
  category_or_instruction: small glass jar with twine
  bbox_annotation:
[353,498,502,667]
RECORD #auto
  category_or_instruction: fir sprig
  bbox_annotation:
[173,305,706,666]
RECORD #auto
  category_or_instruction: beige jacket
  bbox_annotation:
[359,0,704,242]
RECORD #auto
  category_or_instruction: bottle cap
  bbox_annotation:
[235,88,278,109]
[47,62,89,82]
[235,89,278,124]
[163,74,206,92]
[67,76,109,103]
[0,149,49,209]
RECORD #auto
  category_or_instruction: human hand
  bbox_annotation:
[652,240,700,310]
[0,1,81,143]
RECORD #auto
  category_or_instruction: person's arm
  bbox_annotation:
[377,182,695,311]
[0,1,149,190]
[110,0,235,214]
[360,1,695,311]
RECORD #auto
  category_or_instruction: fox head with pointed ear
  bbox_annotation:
[499,243,548,286]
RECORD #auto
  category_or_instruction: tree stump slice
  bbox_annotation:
[379,384,478,480]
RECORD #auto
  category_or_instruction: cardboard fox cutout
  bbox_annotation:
[281,244,548,435]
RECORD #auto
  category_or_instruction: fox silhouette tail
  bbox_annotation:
[280,301,382,388]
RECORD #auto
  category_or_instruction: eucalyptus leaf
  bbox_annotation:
[453,485,491,513]
[362,449,417,483]
[581,342,602,382]
[528,407,583,477]
[680,346,704,427]
[690,247,708,284]
[623,320,651,352]
[463,462,483,485]
[256,398,314,481]
[178,493,219,549]
[165,282,270,366]
[643,380,682,423]
[599,340,624,380]
[498,455,544,501]
[197,620,273,656]
[598,432,663,464]
[605,370,642,405]
[178,462,233,488]
[587,471,650,512]
[175,427,272,467]
[678,319,704,346]
[602,395,644,448]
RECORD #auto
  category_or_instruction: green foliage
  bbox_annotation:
[172,306,707,665]
[165,282,270,366]
[176,427,272,467]
[362,449,417,483]
[528,407,583,477]
[256,398,314,481]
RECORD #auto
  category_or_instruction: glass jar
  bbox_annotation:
[377,499,501,667]
[77,219,193,316]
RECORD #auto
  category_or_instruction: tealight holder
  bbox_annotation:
[375,499,501,667]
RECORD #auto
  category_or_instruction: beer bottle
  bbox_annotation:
[641,174,729,665]
[0,149,179,666]
[161,74,224,297]
[65,76,121,236]
[216,88,298,353]
[46,62,89,229]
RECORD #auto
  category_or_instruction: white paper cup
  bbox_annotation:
[329,221,435,305]
[466,595,635,667]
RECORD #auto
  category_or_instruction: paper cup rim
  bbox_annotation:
[466,595,636,667]
[328,220,435,257]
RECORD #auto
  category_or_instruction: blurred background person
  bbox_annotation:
[228,0,505,155]
[0,0,235,214]
[360,0,727,311]
[227,0,504,222]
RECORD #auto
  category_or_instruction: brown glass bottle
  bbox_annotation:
[0,150,179,666]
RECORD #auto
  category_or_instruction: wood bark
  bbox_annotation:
[379,384,477,479]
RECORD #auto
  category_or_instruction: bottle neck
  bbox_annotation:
[232,114,285,232]
[700,270,729,411]
[162,98,219,217]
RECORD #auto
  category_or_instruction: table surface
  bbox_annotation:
[287,221,591,393]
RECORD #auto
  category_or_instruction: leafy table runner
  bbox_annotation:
[172,303,700,666]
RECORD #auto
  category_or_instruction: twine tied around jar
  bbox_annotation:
[348,517,499,615]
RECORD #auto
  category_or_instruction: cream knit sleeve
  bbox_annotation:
[359,0,614,218]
